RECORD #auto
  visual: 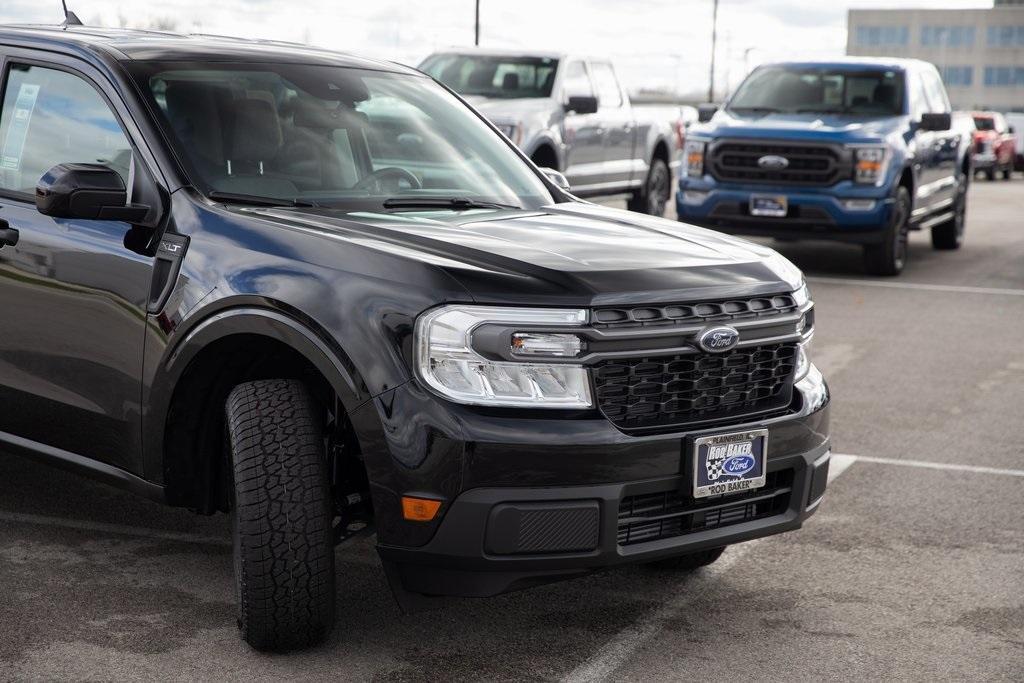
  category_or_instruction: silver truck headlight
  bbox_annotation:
[414,305,592,408]
[794,334,813,383]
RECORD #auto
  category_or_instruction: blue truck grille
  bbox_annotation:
[709,140,846,186]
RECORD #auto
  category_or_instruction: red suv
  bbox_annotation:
[972,112,1016,180]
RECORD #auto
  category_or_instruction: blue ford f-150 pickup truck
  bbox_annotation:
[678,58,971,276]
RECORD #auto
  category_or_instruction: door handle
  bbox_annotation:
[0,220,18,248]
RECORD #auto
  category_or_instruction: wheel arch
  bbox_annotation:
[147,305,372,511]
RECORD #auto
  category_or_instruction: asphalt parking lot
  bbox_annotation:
[2,180,1023,681]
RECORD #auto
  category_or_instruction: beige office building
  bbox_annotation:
[847,5,1024,111]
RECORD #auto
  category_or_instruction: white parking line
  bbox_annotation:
[562,449,1024,682]
[839,454,1024,478]
[563,451,855,683]
[807,277,1024,297]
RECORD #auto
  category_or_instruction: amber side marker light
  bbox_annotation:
[402,496,442,522]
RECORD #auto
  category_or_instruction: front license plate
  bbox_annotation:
[750,194,787,217]
[692,429,768,499]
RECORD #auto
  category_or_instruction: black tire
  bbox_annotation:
[863,185,910,276]
[227,379,335,651]
[932,173,967,250]
[645,546,726,571]
[628,157,671,217]
[985,168,995,181]
[1002,166,1012,181]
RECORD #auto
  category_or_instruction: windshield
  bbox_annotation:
[973,117,995,131]
[420,54,558,99]
[131,62,555,210]
[728,66,905,116]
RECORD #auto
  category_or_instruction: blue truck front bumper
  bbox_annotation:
[676,178,893,244]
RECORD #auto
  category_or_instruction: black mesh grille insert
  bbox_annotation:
[594,344,797,432]
[617,469,793,546]
[592,294,798,329]
[709,141,845,186]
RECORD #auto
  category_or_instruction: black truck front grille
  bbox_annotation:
[617,469,793,546]
[594,344,797,432]
[709,141,845,186]
[592,294,799,330]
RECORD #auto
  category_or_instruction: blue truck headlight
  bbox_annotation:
[415,305,592,408]
[851,145,889,186]
[684,140,706,177]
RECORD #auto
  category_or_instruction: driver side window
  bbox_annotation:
[562,61,594,100]
[0,64,131,195]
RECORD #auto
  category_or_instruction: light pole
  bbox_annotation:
[475,0,480,46]
[708,0,719,102]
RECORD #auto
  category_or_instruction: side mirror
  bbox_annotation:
[36,163,150,222]
[540,167,570,192]
[1009,125,1016,135]
[564,95,599,115]
[919,112,952,132]
[697,103,718,123]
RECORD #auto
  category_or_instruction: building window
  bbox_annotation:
[856,25,909,47]
[987,25,1024,46]
[940,66,973,87]
[921,25,975,47]
[983,66,1024,86]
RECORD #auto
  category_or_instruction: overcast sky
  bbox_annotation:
[1,0,992,97]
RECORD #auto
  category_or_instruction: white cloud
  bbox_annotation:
[2,0,992,97]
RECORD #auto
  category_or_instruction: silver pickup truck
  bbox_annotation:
[420,50,676,216]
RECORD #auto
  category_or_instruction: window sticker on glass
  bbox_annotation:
[1,83,40,170]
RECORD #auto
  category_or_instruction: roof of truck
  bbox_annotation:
[0,24,419,74]
[757,56,934,72]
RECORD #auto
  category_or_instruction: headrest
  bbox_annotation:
[873,83,897,108]
[228,99,283,162]
[502,72,520,91]
[164,82,227,166]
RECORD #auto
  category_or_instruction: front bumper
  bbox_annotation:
[676,178,892,243]
[972,153,997,170]
[372,367,830,599]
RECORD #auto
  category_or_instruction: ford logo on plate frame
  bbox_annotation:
[697,325,740,353]
[757,154,789,170]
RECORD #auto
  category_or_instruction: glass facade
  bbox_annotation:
[940,66,974,87]
[983,66,1024,86]
[856,25,909,46]
[921,25,975,47]
[987,25,1024,46]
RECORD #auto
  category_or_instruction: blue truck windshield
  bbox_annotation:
[729,67,905,116]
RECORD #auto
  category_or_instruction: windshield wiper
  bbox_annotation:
[793,107,849,115]
[208,191,319,208]
[382,197,521,211]
[728,106,782,115]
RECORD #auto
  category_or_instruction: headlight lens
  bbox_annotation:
[794,335,813,383]
[851,145,889,185]
[415,305,592,408]
[684,139,706,177]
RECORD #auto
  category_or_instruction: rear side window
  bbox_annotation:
[0,64,130,194]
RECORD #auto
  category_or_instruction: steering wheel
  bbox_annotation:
[353,167,422,193]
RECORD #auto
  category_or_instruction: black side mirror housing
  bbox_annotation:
[697,104,718,123]
[565,95,599,115]
[919,112,952,132]
[1009,125,1016,135]
[36,163,150,222]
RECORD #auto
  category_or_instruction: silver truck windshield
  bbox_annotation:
[420,55,559,99]
[132,62,555,210]
[728,67,905,116]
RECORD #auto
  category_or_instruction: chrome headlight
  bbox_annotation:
[792,281,813,382]
[850,145,890,186]
[684,139,706,177]
[414,305,592,408]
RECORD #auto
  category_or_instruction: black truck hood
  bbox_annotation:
[247,202,803,305]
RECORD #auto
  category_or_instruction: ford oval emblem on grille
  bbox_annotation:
[698,325,740,353]
[757,154,789,170]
